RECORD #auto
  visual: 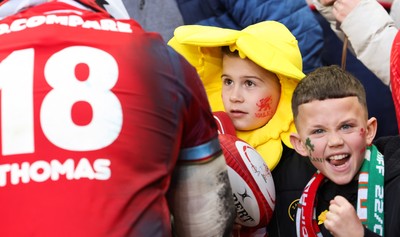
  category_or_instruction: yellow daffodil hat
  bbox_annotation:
[168,21,305,170]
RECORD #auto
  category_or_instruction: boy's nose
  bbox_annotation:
[327,132,344,147]
[229,86,244,103]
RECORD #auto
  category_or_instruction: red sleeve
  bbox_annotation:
[172,51,222,162]
[390,31,400,133]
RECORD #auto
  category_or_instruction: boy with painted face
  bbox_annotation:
[290,65,400,237]
[220,46,281,132]
[169,21,317,236]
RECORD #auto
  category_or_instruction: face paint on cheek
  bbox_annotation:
[360,146,366,156]
[255,96,273,118]
[305,137,314,153]
[359,128,370,154]
[310,157,324,163]
[359,128,366,137]
[305,137,324,162]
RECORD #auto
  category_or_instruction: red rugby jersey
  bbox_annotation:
[0,1,220,236]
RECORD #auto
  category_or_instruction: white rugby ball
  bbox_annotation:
[219,134,275,228]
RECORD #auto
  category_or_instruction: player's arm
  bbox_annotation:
[168,138,236,237]
[166,48,235,236]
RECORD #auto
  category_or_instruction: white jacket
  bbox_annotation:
[313,0,399,87]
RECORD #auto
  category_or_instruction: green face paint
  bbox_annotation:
[305,137,314,153]
[305,137,324,162]
[310,157,324,163]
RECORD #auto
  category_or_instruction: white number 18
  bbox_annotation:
[0,46,123,156]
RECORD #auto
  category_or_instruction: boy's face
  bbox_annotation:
[221,55,281,131]
[290,97,377,185]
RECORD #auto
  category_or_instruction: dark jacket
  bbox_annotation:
[316,136,400,237]
[268,144,316,237]
[176,0,324,73]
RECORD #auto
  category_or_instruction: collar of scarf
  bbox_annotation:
[296,145,385,237]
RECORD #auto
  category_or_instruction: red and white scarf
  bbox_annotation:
[296,145,384,236]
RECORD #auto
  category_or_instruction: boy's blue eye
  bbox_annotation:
[341,124,352,130]
[312,129,324,134]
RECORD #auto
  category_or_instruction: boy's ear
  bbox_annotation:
[366,117,378,145]
[290,133,309,157]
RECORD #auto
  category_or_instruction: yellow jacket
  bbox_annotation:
[168,21,304,170]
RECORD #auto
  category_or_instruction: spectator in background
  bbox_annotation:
[313,0,399,85]
[122,0,324,74]
[309,0,399,137]
[0,0,236,236]
[121,0,184,41]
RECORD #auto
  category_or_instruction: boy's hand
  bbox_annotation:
[323,196,364,237]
